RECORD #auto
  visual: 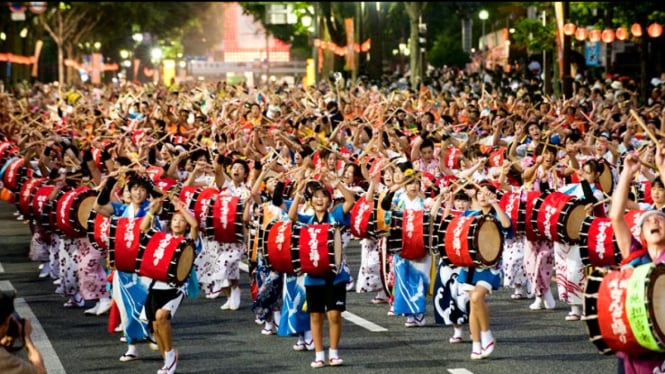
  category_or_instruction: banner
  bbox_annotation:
[345,18,355,71]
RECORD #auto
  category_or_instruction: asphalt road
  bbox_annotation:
[0,200,618,374]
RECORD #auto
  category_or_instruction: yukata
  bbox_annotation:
[111,200,153,344]
[387,190,431,318]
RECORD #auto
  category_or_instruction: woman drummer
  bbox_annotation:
[380,163,431,329]
[287,171,355,369]
[610,146,665,373]
[456,181,512,360]
[138,194,200,374]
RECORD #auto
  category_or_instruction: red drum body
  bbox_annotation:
[535,192,586,244]
[583,264,665,356]
[524,190,544,242]
[32,185,57,232]
[193,187,218,229]
[87,210,111,252]
[295,223,342,277]
[3,158,31,192]
[386,209,431,260]
[488,147,505,167]
[439,214,503,268]
[349,195,389,240]
[499,191,524,235]
[179,186,200,212]
[579,216,622,267]
[209,194,244,243]
[137,230,195,286]
[263,222,343,277]
[0,142,18,164]
[17,177,45,218]
[55,186,97,238]
[264,220,297,275]
[108,216,144,272]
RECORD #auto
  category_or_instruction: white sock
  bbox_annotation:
[126,344,137,356]
[481,330,494,345]
[453,326,463,338]
[472,341,481,353]
[272,311,281,327]
[315,351,325,361]
[571,304,581,315]
[329,348,339,359]
[304,330,313,342]
[165,349,175,363]
[264,321,273,330]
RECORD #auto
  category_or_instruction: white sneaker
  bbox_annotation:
[96,298,112,315]
[529,297,544,310]
[38,263,50,279]
[53,278,62,286]
[346,278,355,291]
[229,287,241,310]
[220,299,232,310]
[84,302,100,315]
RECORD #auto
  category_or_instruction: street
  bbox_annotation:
[0,200,617,374]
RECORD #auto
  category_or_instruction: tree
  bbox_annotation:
[38,3,101,86]
[404,3,427,89]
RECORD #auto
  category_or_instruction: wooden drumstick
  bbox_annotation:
[630,109,659,144]
[592,197,611,208]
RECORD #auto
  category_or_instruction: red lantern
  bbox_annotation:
[563,23,576,36]
[616,27,628,41]
[631,23,643,37]
[601,29,615,43]
[589,29,601,43]
[648,23,663,38]
[575,27,588,41]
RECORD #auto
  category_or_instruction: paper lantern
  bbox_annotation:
[631,23,643,37]
[589,29,601,43]
[616,27,628,41]
[563,23,576,36]
[575,27,588,41]
[602,29,615,43]
[648,23,663,38]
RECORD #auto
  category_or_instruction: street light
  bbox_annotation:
[479,9,489,41]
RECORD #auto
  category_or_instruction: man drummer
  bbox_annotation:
[610,145,665,373]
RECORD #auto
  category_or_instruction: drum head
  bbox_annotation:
[565,204,587,243]
[598,165,613,194]
[652,267,665,346]
[476,217,501,266]
[78,196,96,229]
[176,242,195,284]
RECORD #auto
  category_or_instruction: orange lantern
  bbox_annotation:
[601,29,615,43]
[589,29,601,43]
[631,23,643,37]
[575,27,588,41]
[648,23,663,38]
[616,27,628,41]
[563,23,576,36]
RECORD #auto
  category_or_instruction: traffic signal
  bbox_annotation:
[418,23,427,53]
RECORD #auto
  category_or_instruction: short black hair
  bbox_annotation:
[0,291,15,322]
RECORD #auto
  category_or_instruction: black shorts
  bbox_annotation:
[144,288,183,322]
[305,280,347,313]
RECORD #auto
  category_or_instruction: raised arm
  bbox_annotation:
[610,151,641,258]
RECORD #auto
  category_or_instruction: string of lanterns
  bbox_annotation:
[563,22,663,43]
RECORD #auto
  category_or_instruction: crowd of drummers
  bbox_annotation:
[1,66,665,373]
